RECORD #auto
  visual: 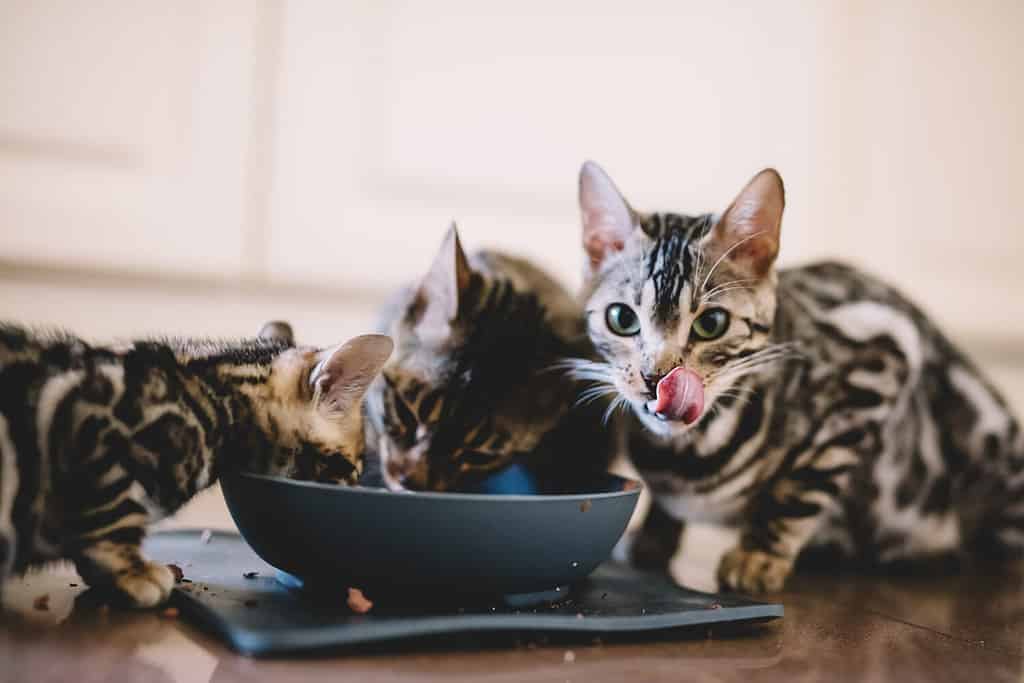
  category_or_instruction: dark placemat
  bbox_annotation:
[145,530,782,655]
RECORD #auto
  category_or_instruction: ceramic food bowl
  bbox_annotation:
[221,470,641,604]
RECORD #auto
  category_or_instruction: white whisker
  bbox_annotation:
[698,231,767,297]
[602,395,630,427]
[701,278,759,304]
[702,286,758,305]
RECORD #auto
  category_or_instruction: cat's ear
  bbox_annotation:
[412,223,472,339]
[312,334,394,416]
[704,168,785,278]
[257,320,295,345]
[579,161,637,275]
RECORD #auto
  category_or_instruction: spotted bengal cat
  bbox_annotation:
[0,321,391,607]
[365,225,614,493]
[573,161,1024,592]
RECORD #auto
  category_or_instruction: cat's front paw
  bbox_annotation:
[717,547,792,593]
[111,561,175,608]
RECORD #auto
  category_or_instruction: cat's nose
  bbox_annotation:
[641,372,665,397]
[385,447,429,490]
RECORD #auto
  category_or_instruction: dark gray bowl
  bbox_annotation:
[220,471,641,603]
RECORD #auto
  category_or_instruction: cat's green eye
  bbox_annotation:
[692,308,730,340]
[606,303,641,337]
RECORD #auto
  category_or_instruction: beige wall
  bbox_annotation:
[1,0,1021,349]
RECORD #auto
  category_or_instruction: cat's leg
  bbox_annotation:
[630,499,685,572]
[71,529,174,609]
[63,426,175,608]
[717,450,851,592]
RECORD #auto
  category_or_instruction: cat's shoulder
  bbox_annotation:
[472,250,584,342]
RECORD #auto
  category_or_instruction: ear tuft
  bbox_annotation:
[313,334,394,416]
[705,168,785,278]
[258,321,295,345]
[579,161,636,276]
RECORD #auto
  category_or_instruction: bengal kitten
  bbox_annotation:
[575,161,1024,592]
[0,321,391,607]
[366,225,612,493]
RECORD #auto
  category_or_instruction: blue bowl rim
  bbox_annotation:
[224,470,643,504]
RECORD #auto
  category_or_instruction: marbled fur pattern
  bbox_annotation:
[0,322,390,606]
[577,162,1024,592]
[366,226,614,492]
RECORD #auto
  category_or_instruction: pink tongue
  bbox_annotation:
[654,367,705,424]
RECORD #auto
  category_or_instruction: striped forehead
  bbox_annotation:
[640,213,712,325]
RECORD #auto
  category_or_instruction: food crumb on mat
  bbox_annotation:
[242,571,259,579]
[167,564,184,583]
[579,500,592,513]
[199,530,212,544]
[160,607,179,619]
[33,594,49,611]
[347,588,373,614]
[563,650,576,663]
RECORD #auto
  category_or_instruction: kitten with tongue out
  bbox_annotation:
[572,156,1024,598]
[574,159,795,592]
[577,157,783,439]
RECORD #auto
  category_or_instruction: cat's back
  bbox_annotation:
[0,323,67,367]
[776,260,953,365]
[473,250,584,344]
[0,323,99,394]
[779,261,926,315]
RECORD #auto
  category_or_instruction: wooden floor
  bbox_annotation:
[3,530,1022,683]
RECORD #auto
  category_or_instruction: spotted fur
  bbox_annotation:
[577,161,1024,592]
[0,321,391,607]
[366,225,614,492]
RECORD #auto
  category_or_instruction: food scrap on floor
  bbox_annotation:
[347,588,373,614]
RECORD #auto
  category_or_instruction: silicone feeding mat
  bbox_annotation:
[145,531,783,656]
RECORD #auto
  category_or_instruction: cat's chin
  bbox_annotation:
[635,404,698,438]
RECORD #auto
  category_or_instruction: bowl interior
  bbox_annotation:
[221,470,641,600]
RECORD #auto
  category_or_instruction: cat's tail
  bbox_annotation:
[0,413,18,582]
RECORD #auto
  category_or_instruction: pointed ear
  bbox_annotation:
[579,161,637,275]
[257,320,294,345]
[412,223,472,338]
[704,168,785,278]
[312,334,394,416]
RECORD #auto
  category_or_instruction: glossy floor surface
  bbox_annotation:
[3,529,1022,683]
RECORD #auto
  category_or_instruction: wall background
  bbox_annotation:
[1,0,1021,390]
